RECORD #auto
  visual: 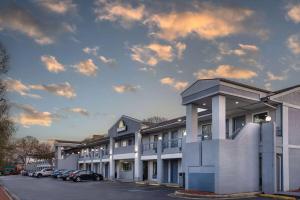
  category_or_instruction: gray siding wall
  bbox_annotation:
[274,91,300,107]
[289,148,300,189]
[288,106,300,190]
[108,116,141,138]
[288,107,300,146]
[57,154,78,170]
[215,123,260,194]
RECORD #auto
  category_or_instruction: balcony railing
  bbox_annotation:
[162,138,182,150]
[142,142,157,153]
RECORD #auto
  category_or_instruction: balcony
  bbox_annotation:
[113,145,134,155]
[142,142,157,155]
[102,149,109,159]
[162,138,182,154]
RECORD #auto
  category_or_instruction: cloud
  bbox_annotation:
[41,55,65,73]
[286,3,300,23]
[12,103,55,127]
[30,82,76,98]
[194,65,257,80]
[74,59,98,76]
[264,82,272,90]
[146,3,254,41]
[65,107,89,116]
[0,4,53,45]
[287,34,300,55]
[219,43,259,56]
[99,55,116,65]
[94,0,145,27]
[175,42,186,59]
[83,46,99,56]
[0,4,76,45]
[35,0,77,15]
[160,77,188,91]
[130,43,174,66]
[266,70,289,81]
[113,84,140,93]
[5,78,41,98]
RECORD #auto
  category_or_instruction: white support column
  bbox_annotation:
[282,104,289,191]
[109,137,115,180]
[186,104,198,143]
[134,131,142,181]
[212,95,226,140]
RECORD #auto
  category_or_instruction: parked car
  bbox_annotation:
[34,168,53,178]
[28,170,36,177]
[21,170,28,176]
[60,170,75,181]
[51,169,66,178]
[72,170,103,182]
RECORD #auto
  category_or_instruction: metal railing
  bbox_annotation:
[142,142,157,153]
[162,138,182,149]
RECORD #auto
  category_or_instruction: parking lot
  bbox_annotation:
[0,175,271,200]
[0,175,178,200]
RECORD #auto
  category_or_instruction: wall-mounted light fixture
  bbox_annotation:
[265,116,272,122]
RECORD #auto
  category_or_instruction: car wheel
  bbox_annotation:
[66,177,70,181]
[76,177,81,182]
[96,176,100,181]
[37,174,42,178]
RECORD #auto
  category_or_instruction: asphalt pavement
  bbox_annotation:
[0,175,271,200]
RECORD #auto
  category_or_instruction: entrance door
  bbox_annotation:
[276,154,283,191]
[163,160,169,183]
[105,163,109,178]
[143,161,148,181]
[170,159,178,184]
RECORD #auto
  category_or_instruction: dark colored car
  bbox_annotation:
[52,169,66,178]
[60,170,75,181]
[72,170,103,182]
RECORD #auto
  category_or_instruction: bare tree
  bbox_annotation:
[15,136,39,165]
[34,142,54,162]
[143,116,168,124]
[0,42,15,168]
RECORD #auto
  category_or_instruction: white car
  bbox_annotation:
[34,168,53,178]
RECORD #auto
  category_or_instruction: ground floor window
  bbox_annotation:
[202,124,212,140]
[253,112,268,123]
[121,162,132,171]
[152,161,157,179]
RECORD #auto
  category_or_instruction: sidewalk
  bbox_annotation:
[0,186,12,200]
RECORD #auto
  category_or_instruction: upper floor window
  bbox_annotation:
[114,142,119,148]
[128,138,133,146]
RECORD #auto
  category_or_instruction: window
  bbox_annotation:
[233,115,246,133]
[122,140,127,147]
[226,119,229,139]
[122,162,132,171]
[253,112,268,123]
[152,161,157,179]
[128,139,133,146]
[114,142,119,148]
[202,124,212,140]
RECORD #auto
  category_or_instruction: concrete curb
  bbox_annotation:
[258,194,297,200]
[174,191,260,199]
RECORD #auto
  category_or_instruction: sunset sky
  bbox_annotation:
[1,0,300,141]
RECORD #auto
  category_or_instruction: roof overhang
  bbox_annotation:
[181,79,269,105]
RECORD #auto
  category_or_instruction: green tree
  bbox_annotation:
[0,42,15,168]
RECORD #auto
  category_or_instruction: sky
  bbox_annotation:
[1,0,300,141]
